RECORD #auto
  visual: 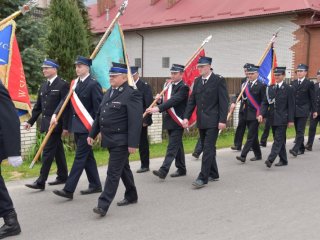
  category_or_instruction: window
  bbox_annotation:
[135,58,142,68]
[162,57,170,68]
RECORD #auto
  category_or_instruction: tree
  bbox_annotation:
[0,0,48,94]
[75,0,93,52]
[47,0,90,81]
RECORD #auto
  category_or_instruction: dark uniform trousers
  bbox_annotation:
[28,77,69,184]
[37,132,68,184]
[261,82,294,164]
[268,126,288,164]
[184,73,229,183]
[136,79,153,169]
[160,129,186,175]
[307,82,320,147]
[0,82,21,217]
[64,133,101,193]
[234,111,246,148]
[89,82,142,212]
[199,128,220,182]
[56,75,103,193]
[157,81,189,175]
[307,115,320,146]
[0,166,14,218]
[193,137,203,155]
[98,146,137,211]
[233,78,248,149]
[260,117,271,144]
[139,126,150,168]
[291,78,316,153]
[240,80,265,158]
[241,120,261,158]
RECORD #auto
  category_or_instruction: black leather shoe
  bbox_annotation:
[305,144,312,151]
[275,162,287,167]
[289,149,297,157]
[48,179,66,186]
[0,211,21,239]
[136,167,150,173]
[231,146,241,151]
[25,182,45,190]
[192,152,200,159]
[297,150,304,155]
[80,187,102,195]
[53,189,73,199]
[152,170,166,179]
[208,177,219,182]
[117,198,137,206]
[192,179,206,189]
[265,160,272,168]
[260,142,267,147]
[250,156,262,161]
[93,207,107,217]
[236,156,246,163]
[170,171,186,178]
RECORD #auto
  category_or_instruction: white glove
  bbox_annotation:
[8,156,23,167]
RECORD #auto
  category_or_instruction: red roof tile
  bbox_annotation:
[88,0,320,33]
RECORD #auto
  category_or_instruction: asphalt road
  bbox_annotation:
[5,137,320,240]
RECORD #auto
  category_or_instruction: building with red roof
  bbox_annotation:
[88,0,320,79]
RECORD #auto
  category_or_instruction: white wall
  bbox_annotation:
[124,14,299,78]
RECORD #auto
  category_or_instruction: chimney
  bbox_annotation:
[166,0,181,9]
[97,0,116,16]
[151,0,160,5]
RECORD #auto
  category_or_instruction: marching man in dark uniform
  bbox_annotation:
[183,57,229,188]
[305,70,320,151]
[131,66,153,173]
[289,64,317,157]
[88,62,142,217]
[236,65,266,163]
[25,59,69,190]
[230,63,253,151]
[258,67,294,168]
[0,80,22,239]
[146,64,189,180]
[51,56,103,199]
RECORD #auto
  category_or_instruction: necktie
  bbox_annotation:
[276,84,279,93]
[248,81,252,88]
[298,80,301,85]
[110,88,117,98]
[47,81,50,87]
[202,79,207,85]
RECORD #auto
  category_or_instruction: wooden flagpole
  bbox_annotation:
[29,0,129,168]
[142,35,212,118]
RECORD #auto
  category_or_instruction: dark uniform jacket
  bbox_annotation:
[89,82,143,149]
[184,73,229,129]
[158,80,189,130]
[260,82,294,126]
[28,76,69,133]
[136,78,153,126]
[0,82,21,161]
[291,78,316,118]
[314,82,320,114]
[242,80,266,121]
[56,75,103,134]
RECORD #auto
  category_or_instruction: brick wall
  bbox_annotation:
[20,123,37,158]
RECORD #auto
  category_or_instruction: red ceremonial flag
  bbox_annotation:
[0,20,31,121]
[183,49,205,127]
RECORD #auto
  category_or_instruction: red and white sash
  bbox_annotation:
[163,81,184,127]
[70,79,94,131]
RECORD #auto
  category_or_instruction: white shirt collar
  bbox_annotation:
[173,79,182,85]
[251,79,258,85]
[47,75,57,85]
[79,73,90,82]
[202,71,213,81]
[276,81,284,88]
[298,77,305,82]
